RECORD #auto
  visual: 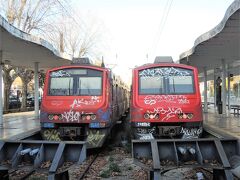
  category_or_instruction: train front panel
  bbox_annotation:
[40,66,112,148]
[131,63,203,139]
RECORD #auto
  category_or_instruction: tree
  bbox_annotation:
[1,0,65,111]
[1,0,107,112]
[15,68,34,111]
[2,65,18,111]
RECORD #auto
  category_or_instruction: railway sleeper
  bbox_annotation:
[0,140,86,179]
[132,138,239,180]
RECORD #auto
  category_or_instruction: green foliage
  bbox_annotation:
[124,143,132,154]
[109,156,114,162]
[109,162,121,173]
[100,169,111,178]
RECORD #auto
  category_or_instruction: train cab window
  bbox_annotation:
[78,77,102,95]
[139,76,164,94]
[169,75,194,94]
[49,68,102,96]
[49,77,73,95]
[139,67,194,94]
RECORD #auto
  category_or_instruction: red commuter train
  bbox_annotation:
[130,57,203,140]
[40,58,129,148]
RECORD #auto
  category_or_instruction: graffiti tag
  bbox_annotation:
[144,95,189,105]
[87,130,105,146]
[181,127,203,138]
[42,129,61,141]
[61,110,81,122]
[70,96,100,109]
[50,70,70,77]
[154,107,182,121]
[139,67,190,79]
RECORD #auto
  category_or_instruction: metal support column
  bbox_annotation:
[214,69,216,108]
[203,67,208,113]
[227,68,231,111]
[222,59,227,115]
[34,62,39,119]
[0,51,3,127]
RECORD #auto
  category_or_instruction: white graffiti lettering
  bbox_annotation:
[61,110,81,122]
[138,133,154,140]
[70,96,100,109]
[144,95,189,105]
[154,107,182,121]
[50,70,70,77]
[139,67,190,79]
[87,131,105,146]
[180,127,203,137]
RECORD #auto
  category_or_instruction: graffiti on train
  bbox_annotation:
[61,110,82,122]
[50,70,70,77]
[180,127,203,137]
[42,129,61,141]
[70,96,101,108]
[153,107,183,121]
[87,130,105,147]
[139,67,190,79]
[144,95,189,105]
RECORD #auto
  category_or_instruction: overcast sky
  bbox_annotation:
[72,0,234,83]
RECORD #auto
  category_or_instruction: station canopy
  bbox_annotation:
[179,0,240,80]
[0,15,72,69]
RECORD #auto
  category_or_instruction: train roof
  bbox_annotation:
[134,56,197,71]
[134,62,197,71]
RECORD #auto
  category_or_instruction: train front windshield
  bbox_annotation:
[139,67,194,94]
[49,68,102,96]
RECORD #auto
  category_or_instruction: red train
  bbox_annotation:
[40,58,129,148]
[130,57,203,140]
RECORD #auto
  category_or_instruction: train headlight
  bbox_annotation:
[48,114,54,120]
[144,113,150,119]
[91,114,96,120]
[178,113,193,119]
[82,114,97,121]
[187,113,193,119]
[144,113,159,119]
[86,115,91,120]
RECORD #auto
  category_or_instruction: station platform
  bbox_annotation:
[203,106,240,139]
[0,109,240,140]
[0,111,40,140]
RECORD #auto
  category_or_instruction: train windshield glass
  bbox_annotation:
[49,68,102,96]
[139,67,194,94]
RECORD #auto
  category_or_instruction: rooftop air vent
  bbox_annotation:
[154,56,173,63]
[71,57,93,65]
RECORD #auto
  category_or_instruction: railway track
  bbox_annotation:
[132,128,240,180]
[1,126,239,180]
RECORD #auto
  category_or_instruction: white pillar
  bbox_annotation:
[222,59,227,115]
[227,70,231,111]
[34,62,39,118]
[203,67,208,113]
[0,51,3,127]
[213,69,216,108]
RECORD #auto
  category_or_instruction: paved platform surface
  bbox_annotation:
[203,107,240,139]
[0,111,40,140]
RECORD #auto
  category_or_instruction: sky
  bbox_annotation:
[72,0,235,84]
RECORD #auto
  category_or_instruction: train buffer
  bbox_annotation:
[0,140,86,180]
[132,138,239,180]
